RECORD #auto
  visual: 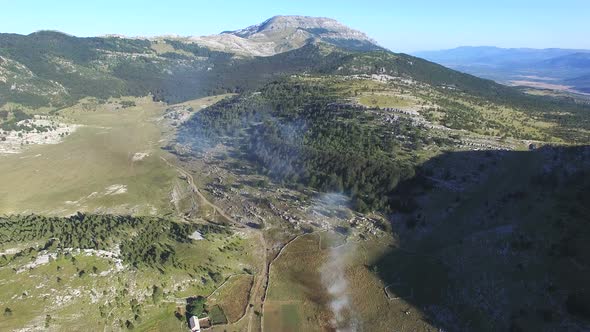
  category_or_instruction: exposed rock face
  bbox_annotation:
[225,15,375,41]
[188,15,382,56]
[187,33,278,57]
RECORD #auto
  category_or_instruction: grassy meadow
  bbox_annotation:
[0,97,177,215]
[0,94,233,216]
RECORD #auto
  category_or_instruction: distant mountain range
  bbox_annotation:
[0,17,517,108]
[1,17,588,111]
[413,46,590,93]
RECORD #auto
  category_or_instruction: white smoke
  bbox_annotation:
[321,244,359,332]
[312,193,360,331]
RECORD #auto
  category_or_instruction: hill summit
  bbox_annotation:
[187,15,382,56]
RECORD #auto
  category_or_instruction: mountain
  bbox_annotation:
[542,52,590,68]
[413,46,590,66]
[1,18,589,133]
[186,15,382,56]
[413,46,590,93]
[2,15,590,332]
[0,16,381,107]
[222,15,381,53]
[1,17,589,113]
[567,74,590,93]
[0,20,507,108]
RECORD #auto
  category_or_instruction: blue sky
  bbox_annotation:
[1,0,588,52]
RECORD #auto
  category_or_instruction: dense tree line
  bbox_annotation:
[0,214,230,268]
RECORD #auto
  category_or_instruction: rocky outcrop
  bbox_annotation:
[187,15,382,56]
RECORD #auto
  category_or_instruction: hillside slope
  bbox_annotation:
[377,145,590,331]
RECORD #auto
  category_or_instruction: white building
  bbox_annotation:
[189,316,201,332]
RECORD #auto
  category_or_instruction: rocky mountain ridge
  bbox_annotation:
[179,15,382,56]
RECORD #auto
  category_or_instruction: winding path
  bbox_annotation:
[161,154,269,332]
[160,155,339,332]
[160,156,236,224]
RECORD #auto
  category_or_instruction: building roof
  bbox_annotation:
[189,316,201,332]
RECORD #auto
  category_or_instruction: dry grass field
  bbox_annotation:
[207,274,253,322]
[264,232,438,331]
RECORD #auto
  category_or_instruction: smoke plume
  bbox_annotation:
[313,193,359,331]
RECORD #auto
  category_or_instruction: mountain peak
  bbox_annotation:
[222,15,374,41]
[212,15,381,55]
[224,15,342,37]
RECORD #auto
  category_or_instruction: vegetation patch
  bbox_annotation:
[179,78,419,213]
[208,304,228,325]
[358,94,412,108]
[280,303,302,332]
[0,212,259,331]
[0,214,230,269]
[208,274,253,322]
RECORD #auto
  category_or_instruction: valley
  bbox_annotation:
[413,46,590,94]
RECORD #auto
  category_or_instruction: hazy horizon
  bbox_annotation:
[1,0,589,53]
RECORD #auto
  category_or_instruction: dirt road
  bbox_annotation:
[161,155,269,332]
[160,156,236,223]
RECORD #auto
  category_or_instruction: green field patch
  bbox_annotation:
[263,302,282,332]
[208,274,253,322]
[267,235,327,302]
[136,303,186,332]
[263,302,304,332]
[266,232,437,331]
[265,234,334,331]
[358,94,413,108]
[208,305,228,325]
[280,233,320,253]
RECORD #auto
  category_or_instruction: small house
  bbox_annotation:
[189,316,201,332]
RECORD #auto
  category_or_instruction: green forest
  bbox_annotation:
[180,79,423,212]
[0,214,230,269]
